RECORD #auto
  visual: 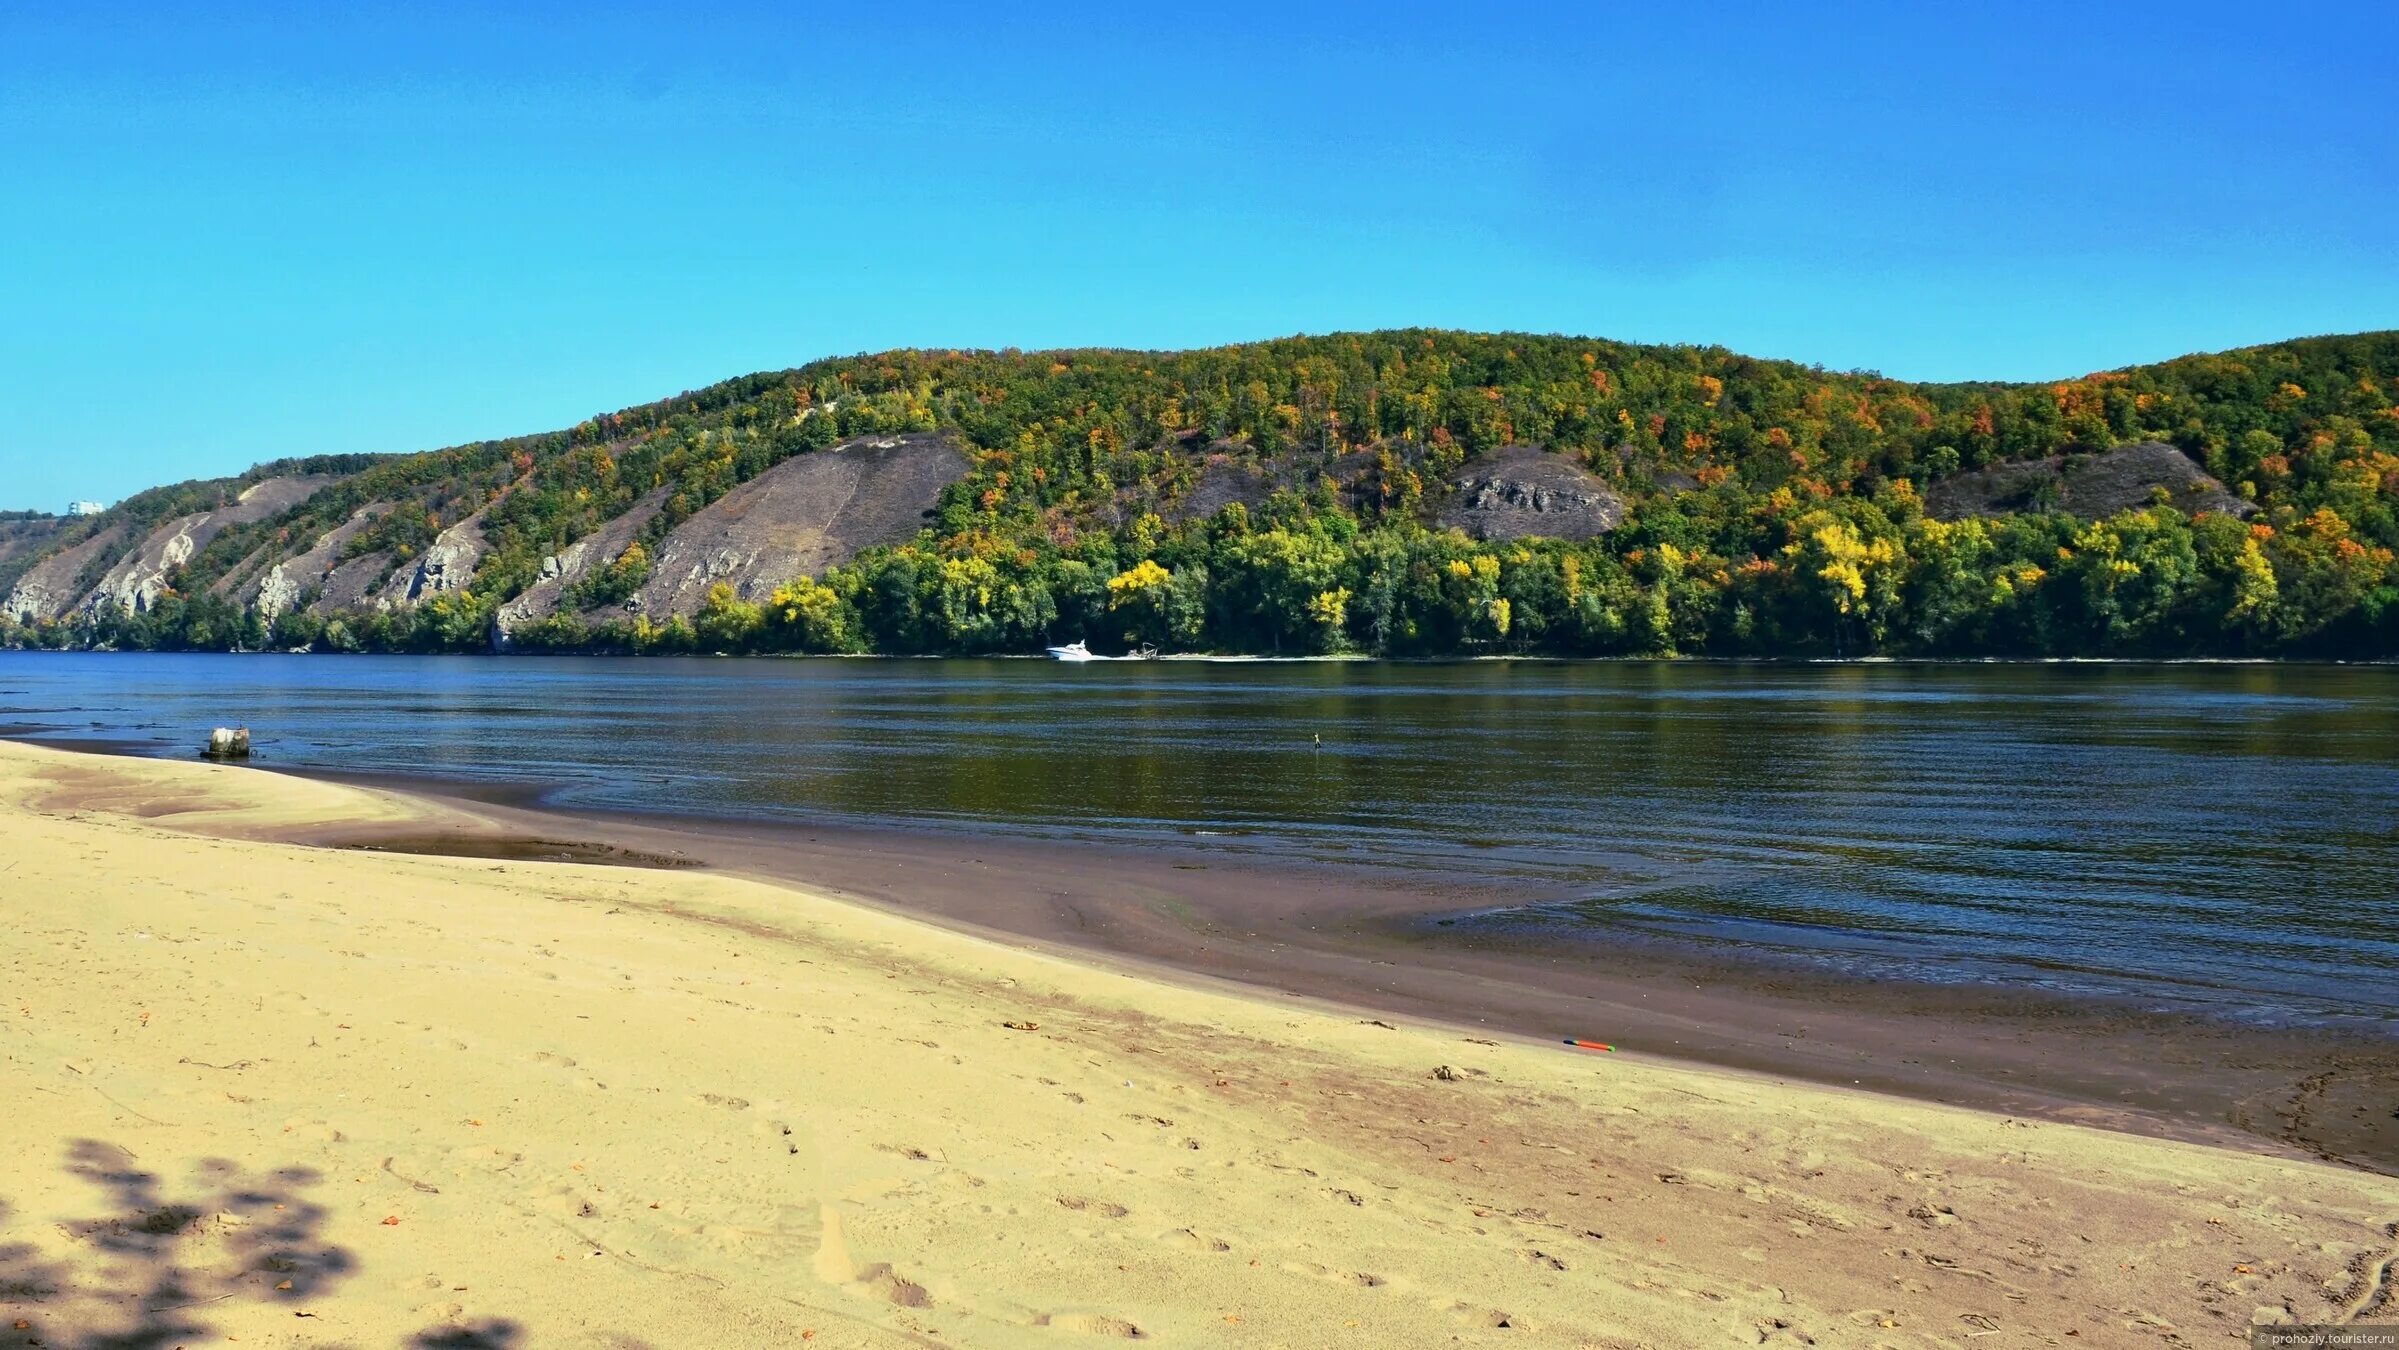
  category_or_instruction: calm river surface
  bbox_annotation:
[5,652,2395,1031]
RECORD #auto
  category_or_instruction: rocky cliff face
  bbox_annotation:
[106,475,338,615]
[615,433,967,617]
[1437,444,1625,542]
[79,515,209,615]
[233,506,386,621]
[377,510,490,607]
[1925,442,2255,522]
[497,487,672,634]
[3,475,341,621]
[4,526,128,622]
[309,548,398,615]
[8,433,969,640]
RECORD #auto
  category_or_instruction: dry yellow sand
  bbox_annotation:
[0,739,2393,1349]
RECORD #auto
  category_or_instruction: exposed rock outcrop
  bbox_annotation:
[309,550,397,615]
[253,562,306,624]
[377,511,491,606]
[83,515,210,615]
[4,526,129,622]
[1164,455,1279,525]
[616,434,967,618]
[78,475,340,617]
[1437,444,1625,542]
[1925,442,2255,522]
[496,487,673,634]
[222,505,387,621]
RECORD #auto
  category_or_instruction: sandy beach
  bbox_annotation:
[2,739,2395,1348]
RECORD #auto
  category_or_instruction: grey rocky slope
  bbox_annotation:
[1925,441,2255,522]
[1437,444,1626,542]
[76,475,340,618]
[607,433,968,620]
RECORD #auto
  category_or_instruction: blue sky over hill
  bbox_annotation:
[2,0,2392,511]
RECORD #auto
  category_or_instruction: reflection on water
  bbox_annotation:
[5,652,2395,1028]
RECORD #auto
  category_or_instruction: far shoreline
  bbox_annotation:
[4,645,2398,666]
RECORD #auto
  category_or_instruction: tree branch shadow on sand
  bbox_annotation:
[0,1139,524,1349]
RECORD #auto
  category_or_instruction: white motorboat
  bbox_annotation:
[1047,641,1097,661]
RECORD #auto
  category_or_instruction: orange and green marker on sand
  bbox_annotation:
[1562,1038,1614,1052]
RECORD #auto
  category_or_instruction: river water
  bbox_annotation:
[4,652,2393,1032]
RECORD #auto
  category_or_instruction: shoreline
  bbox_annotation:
[7,645,2396,665]
[6,738,2399,1345]
[16,728,2399,1173]
[249,753,2399,1176]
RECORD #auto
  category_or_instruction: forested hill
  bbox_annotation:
[5,328,2397,659]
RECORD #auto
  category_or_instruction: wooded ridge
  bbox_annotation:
[5,328,2395,658]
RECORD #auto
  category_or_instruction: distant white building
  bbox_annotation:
[67,500,105,517]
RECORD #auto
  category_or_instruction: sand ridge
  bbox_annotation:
[0,739,2394,1347]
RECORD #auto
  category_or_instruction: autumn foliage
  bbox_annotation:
[7,329,2398,658]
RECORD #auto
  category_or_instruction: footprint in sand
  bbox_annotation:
[1433,1301,1528,1331]
[1039,1311,1143,1337]
[810,1208,932,1309]
[1281,1259,1387,1288]
[1159,1228,1230,1253]
[1055,1196,1129,1219]
[861,1268,931,1307]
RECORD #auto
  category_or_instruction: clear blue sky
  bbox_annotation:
[3,2,2393,513]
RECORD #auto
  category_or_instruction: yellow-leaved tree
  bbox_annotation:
[1785,516,1903,651]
